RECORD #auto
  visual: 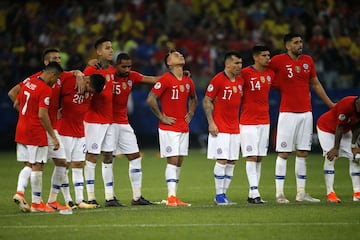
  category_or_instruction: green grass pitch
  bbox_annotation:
[0,149,359,240]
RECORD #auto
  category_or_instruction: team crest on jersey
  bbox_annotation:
[207,84,214,92]
[154,82,161,89]
[106,74,111,82]
[233,86,237,93]
[180,85,184,92]
[303,63,310,73]
[85,92,89,99]
[338,114,346,121]
[127,80,133,87]
[122,82,127,90]
[295,66,301,73]
[44,97,50,106]
[260,76,265,83]
[267,75,272,83]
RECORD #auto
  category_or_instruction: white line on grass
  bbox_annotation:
[0,222,358,229]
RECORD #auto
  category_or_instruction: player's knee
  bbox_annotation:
[102,152,113,163]
[296,150,308,158]
[127,152,141,161]
[53,158,67,167]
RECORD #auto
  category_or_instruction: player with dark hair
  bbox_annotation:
[269,33,334,203]
[13,62,63,212]
[317,96,360,202]
[82,37,122,207]
[203,51,244,205]
[10,48,84,212]
[240,45,274,204]
[111,52,158,205]
[146,50,197,207]
[57,73,105,209]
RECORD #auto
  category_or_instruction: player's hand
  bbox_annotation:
[13,100,20,111]
[51,136,60,151]
[208,122,218,136]
[73,70,86,94]
[351,145,360,155]
[57,108,62,120]
[326,148,339,161]
[160,114,176,125]
[185,111,194,123]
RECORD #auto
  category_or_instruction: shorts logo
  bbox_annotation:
[217,148,222,154]
[281,142,287,148]
[246,145,252,152]
[166,146,172,153]
[91,143,98,150]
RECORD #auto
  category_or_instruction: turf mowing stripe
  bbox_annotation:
[0,222,358,229]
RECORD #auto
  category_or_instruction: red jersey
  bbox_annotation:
[240,66,274,124]
[15,76,52,146]
[317,96,360,134]
[57,75,93,137]
[205,72,244,133]
[83,65,115,124]
[151,72,196,132]
[113,71,143,124]
[25,70,73,129]
[269,53,317,112]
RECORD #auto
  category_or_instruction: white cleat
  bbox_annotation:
[276,194,290,204]
[296,192,320,202]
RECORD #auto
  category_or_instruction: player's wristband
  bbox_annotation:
[351,144,357,148]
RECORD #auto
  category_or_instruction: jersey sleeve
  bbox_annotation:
[83,65,97,76]
[38,86,52,109]
[130,71,144,84]
[151,75,167,97]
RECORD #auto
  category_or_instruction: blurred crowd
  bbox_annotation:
[0,0,359,92]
